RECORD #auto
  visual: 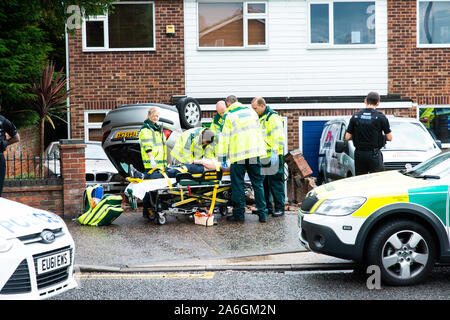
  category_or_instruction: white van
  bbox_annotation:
[317,117,442,184]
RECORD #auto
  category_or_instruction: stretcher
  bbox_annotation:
[125,169,242,225]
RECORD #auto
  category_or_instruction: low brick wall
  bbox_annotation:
[2,140,86,218]
[3,179,63,215]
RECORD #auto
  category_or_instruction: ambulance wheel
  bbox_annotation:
[366,219,436,286]
[156,213,166,225]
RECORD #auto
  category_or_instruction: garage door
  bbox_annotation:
[301,120,328,178]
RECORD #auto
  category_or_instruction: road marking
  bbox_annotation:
[75,272,215,280]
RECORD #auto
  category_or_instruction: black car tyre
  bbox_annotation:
[176,97,202,129]
[366,219,436,286]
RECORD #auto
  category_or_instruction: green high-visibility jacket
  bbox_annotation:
[217,102,266,163]
[170,127,214,163]
[259,106,285,158]
[138,120,167,170]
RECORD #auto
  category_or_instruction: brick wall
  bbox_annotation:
[68,0,185,140]
[4,126,40,178]
[3,182,64,214]
[3,140,86,218]
[388,0,450,104]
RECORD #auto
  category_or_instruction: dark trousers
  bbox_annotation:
[0,153,4,196]
[230,158,267,220]
[355,149,384,176]
[263,155,285,214]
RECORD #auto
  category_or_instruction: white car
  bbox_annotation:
[0,198,77,299]
[45,141,126,192]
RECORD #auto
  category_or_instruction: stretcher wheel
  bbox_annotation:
[144,208,155,221]
[219,206,229,216]
[156,213,166,225]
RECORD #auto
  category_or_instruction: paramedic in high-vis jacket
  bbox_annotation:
[0,103,20,196]
[139,106,167,171]
[217,95,268,223]
[251,97,285,217]
[345,92,392,175]
[170,127,216,172]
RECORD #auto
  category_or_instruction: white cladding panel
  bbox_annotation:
[184,0,388,98]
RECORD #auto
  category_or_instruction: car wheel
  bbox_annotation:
[176,97,202,129]
[366,219,436,286]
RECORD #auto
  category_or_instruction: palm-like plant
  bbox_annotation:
[30,61,69,163]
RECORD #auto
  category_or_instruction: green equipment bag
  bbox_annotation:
[78,185,124,226]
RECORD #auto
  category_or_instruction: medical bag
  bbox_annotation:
[78,184,123,226]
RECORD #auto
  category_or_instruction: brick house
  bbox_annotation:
[388,0,450,148]
[67,0,185,141]
[68,0,448,182]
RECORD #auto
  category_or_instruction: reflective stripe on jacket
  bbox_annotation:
[138,122,167,170]
[217,102,266,163]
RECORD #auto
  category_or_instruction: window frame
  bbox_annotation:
[82,1,156,52]
[307,0,377,49]
[84,110,109,142]
[417,0,450,48]
[196,0,269,50]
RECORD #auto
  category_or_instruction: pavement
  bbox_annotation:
[65,206,355,273]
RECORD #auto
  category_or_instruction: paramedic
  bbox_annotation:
[138,106,167,172]
[218,95,268,223]
[0,103,20,196]
[170,127,216,173]
[251,97,285,217]
[345,92,392,175]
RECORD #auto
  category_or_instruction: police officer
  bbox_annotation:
[0,103,20,196]
[218,95,268,223]
[345,92,392,175]
[251,97,285,217]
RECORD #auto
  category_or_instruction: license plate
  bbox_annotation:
[37,250,71,274]
[115,131,138,139]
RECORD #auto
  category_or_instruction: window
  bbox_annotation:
[83,2,155,51]
[84,111,108,142]
[308,1,376,47]
[198,2,267,49]
[418,1,450,47]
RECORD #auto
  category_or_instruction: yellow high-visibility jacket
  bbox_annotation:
[217,102,266,163]
[138,120,167,170]
[170,127,214,163]
[259,106,285,158]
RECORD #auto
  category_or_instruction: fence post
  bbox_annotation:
[59,139,86,218]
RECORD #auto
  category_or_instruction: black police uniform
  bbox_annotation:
[346,108,391,176]
[0,115,18,196]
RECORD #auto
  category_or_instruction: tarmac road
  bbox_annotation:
[66,208,305,267]
[66,207,355,271]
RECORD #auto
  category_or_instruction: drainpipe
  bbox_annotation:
[65,23,71,140]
